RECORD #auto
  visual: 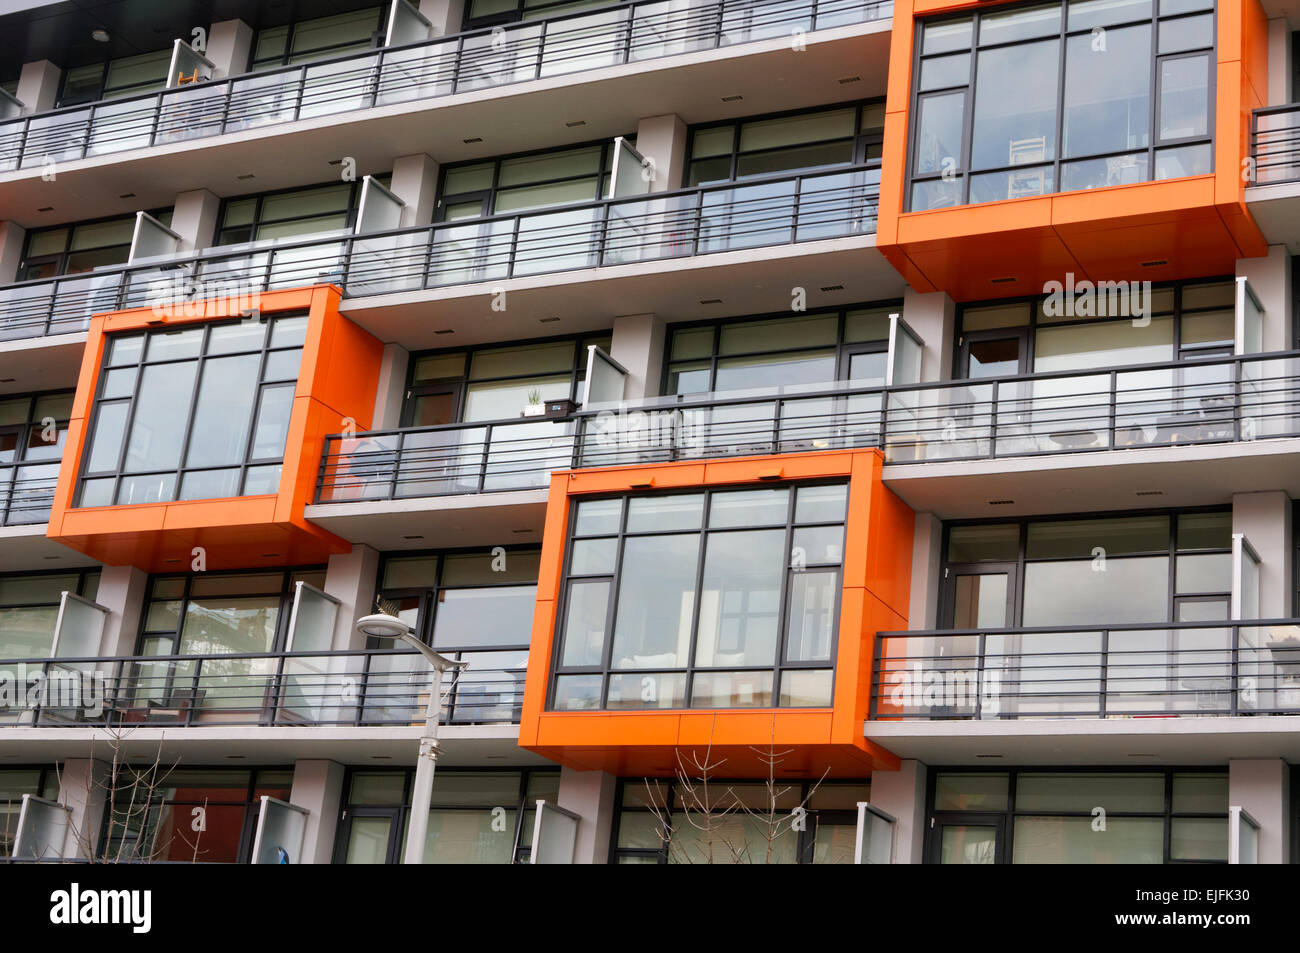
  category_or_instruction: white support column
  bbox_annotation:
[324,544,382,650]
[908,512,942,630]
[289,759,347,864]
[866,760,927,864]
[418,0,465,36]
[206,19,254,78]
[1236,245,1292,353]
[17,60,61,113]
[372,343,411,429]
[1267,17,1292,106]
[901,286,956,384]
[1232,491,1292,617]
[608,312,666,400]
[1229,759,1289,863]
[95,565,149,658]
[634,114,688,192]
[58,758,111,861]
[0,221,26,284]
[170,188,222,253]
[557,766,618,863]
[390,153,439,228]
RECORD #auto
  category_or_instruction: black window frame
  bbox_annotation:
[55,46,174,108]
[548,481,848,712]
[18,209,173,281]
[925,766,1231,864]
[939,505,1233,628]
[461,0,629,30]
[685,99,886,190]
[249,4,390,71]
[76,312,310,508]
[0,388,74,526]
[214,178,379,247]
[905,0,1217,211]
[0,567,103,658]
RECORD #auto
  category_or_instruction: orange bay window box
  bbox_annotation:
[46,285,382,571]
[519,448,913,778]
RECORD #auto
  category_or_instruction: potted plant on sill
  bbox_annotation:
[521,387,545,418]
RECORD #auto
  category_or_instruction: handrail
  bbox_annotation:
[1249,103,1300,185]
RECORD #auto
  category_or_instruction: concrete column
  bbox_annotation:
[867,759,927,863]
[0,221,26,284]
[608,312,666,400]
[206,19,254,78]
[1229,758,1289,863]
[418,0,464,36]
[58,758,110,860]
[390,153,439,228]
[1267,17,1292,106]
[1232,491,1292,617]
[1236,245,1292,353]
[902,286,956,384]
[171,188,222,252]
[371,343,411,429]
[908,512,942,630]
[95,565,149,658]
[634,114,688,192]
[290,759,346,864]
[557,766,617,863]
[324,544,382,650]
[16,60,60,113]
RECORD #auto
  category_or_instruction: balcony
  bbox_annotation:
[0,648,524,728]
[870,619,1300,720]
[1245,104,1300,245]
[314,352,1300,506]
[0,461,58,526]
[0,167,879,343]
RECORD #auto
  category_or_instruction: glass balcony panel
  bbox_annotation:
[0,120,23,172]
[20,109,92,168]
[225,70,303,131]
[427,219,515,287]
[299,54,379,119]
[376,42,458,105]
[630,1,715,61]
[983,630,1102,717]
[155,84,229,144]
[0,282,57,340]
[7,463,58,524]
[539,9,631,78]
[721,0,812,44]
[457,26,545,92]
[603,194,698,266]
[1241,356,1300,439]
[47,272,124,335]
[698,179,797,253]
[512,207,602,276]
[886,381,994,462]
[393,428,486,497]
[795,169,879,241]
[348,232,429,296]
[85,96,157,157]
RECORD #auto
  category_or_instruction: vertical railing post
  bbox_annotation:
[1108,369,1119,449]
[78,105,95,159]
[1230,624,1240,716]
[506,215,522,279]
[1099,627,1109,718]
[1233,356,1244,441]
[535,17,549,81]
[975,632,987,719]
[389,431,404,500]
[479,425,493,493]
[987,379,999,459]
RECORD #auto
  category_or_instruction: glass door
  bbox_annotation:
[941,565,1016,629]
[958,328,1029,380]
[930,814,1005,864]
[334,807,403,864]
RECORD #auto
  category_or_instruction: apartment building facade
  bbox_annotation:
[0,0,1296,864]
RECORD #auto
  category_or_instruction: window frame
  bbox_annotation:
[461,0,629,31]
[18,209,172,281]
[548,482,849,712]
[0,388,74,525]
[0,766,61,858]
[905,0,1217,211]
[55,47,173,108]
[214,178,385,247]
[249,5,389,71]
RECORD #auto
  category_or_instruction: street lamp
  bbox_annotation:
[355,612,467,864]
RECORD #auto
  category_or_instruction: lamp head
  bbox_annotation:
[355,613,414,640]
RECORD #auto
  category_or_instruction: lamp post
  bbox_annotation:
[355,613,467,864]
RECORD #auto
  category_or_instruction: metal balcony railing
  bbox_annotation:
[0,166,879,341]
[0,648,525,727]
[315,351,1300,502]
[0,0,891,174]
[0,462,59,526]
[871,619,1300,720]
[1251,104,1300,186]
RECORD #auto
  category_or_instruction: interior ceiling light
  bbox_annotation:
[91,29,110,42]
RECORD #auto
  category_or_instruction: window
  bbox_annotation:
[78,313,307,507]
[215,180,380,245]
[58,48,173,107]
[404,333,611,424]
[612,777,871,863]
[251,7,388,70]
[436,141,623,221]
[664,305,899,396]
[941,509,1231,628]
[0,390,73,525]
[550,484,847,711]
[19,211,172,281]
[908,0,1215,209]
[101,768,293,863]
[928,769,1228,863]
[0,570,100,661]
[335,768,560,863]
[0,767,60,858]
[687,102,885,187]
[462,0,628,30]
[373,548,539,722]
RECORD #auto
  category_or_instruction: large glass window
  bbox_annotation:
[335,768,560,863]
[462,0,627,30]
[665,305,898,397]
[929,769,1228,864]
[0,767,60,858]
[0,569,100,661]
[101,768,292,863]
[612,777,871,863]
[436,142,622,221]
[908,0,1215,209]
[77,313,307,507]
[58,48,172,107]
[550,484,847,711]
[404,333,611,425]
[942,509,1231,627]
[19,210,172,281]
[0,390,73,525]
[215,179,384,245]
[687,102,885,187]
[251,7,388,70]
